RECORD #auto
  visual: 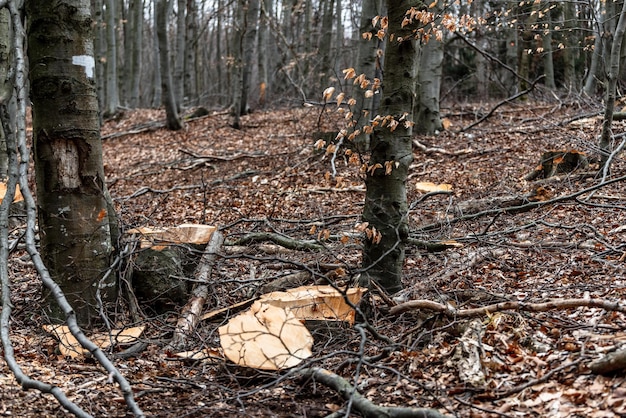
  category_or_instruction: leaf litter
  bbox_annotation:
[1,101,626,416]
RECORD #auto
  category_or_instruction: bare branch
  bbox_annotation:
[390,297,626,317]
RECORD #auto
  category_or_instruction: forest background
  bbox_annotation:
[1,0,626,417]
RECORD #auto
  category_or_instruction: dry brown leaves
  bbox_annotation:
[2,101,626,417]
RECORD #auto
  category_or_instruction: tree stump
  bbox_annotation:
[132,246,199,313]
[525,149,589,180]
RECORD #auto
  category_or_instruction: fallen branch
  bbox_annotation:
[166,231,224,352]
[415,172,626,232]
[299,367,451,418]
[226,232,325,251]
[413,139,474,156]
[390,297,626,316]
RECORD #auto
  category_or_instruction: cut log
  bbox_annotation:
[166,230,224,352]
[589,348,626,375]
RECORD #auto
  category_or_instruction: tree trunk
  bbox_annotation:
[257,0,272,107]
[360,0,419,295]
[184,0,198,105]
[562,0,578,90]
[583,19,603,96]
[231,0,244,128]
[414,7,443,135]
[151,0,162,107]
[129,0,143,107]
[541,19,556,90]
[599,0,626,169]
[240,0,259,114]
[318,0,334,94]
[353,0,383,152]
[26,0,117,327]
[174,0,185,108]
[91,0,105,122]
[156,0,183,130]
[104,0,120,117]
[0,6,12,180]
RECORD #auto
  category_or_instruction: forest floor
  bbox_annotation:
[2,97,626,417]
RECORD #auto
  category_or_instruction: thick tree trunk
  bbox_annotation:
[26,0,117,327]
[360,0,419,295]
[156,0,183,130]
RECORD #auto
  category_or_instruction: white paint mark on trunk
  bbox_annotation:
[72,55,95,78]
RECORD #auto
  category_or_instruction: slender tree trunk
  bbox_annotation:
[353,0,382,152]
[414,6,443,135]
[231,0,243,128]
[600,0,626,169]
[174,0,186,108]
[0,6,12,180]
[152,0,162,107]
[360,0,419,295]
[562,0,577,90]
[26,0,117,327]
[258,0,272,107]
[91,0,105,122]
[104,0,120,117]
[156,0,183,130]
[542,19,556,90]
[240,0,259,114]
[318,0,334,94]
[129,0,143,107]
[185,0,198,105]
[583,17,603,96]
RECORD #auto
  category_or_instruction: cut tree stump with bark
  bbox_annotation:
[525,149,589,180]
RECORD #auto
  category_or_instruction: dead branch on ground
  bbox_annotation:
[390,297,626,317]
[415,172,626,232]
[299,367,451,418]
[226,232,325,251]
[413,139,474,156]
[166,231,224,352]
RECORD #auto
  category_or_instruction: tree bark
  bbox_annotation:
[360,0,420,295]
[129,0,143,107]
[156,0,183,130]
[353,0,383,152]
[104,0,120,117]
[26,0,117,326]
[599,0,626,169]
[414,6,443,135]
[240,0,259,114]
